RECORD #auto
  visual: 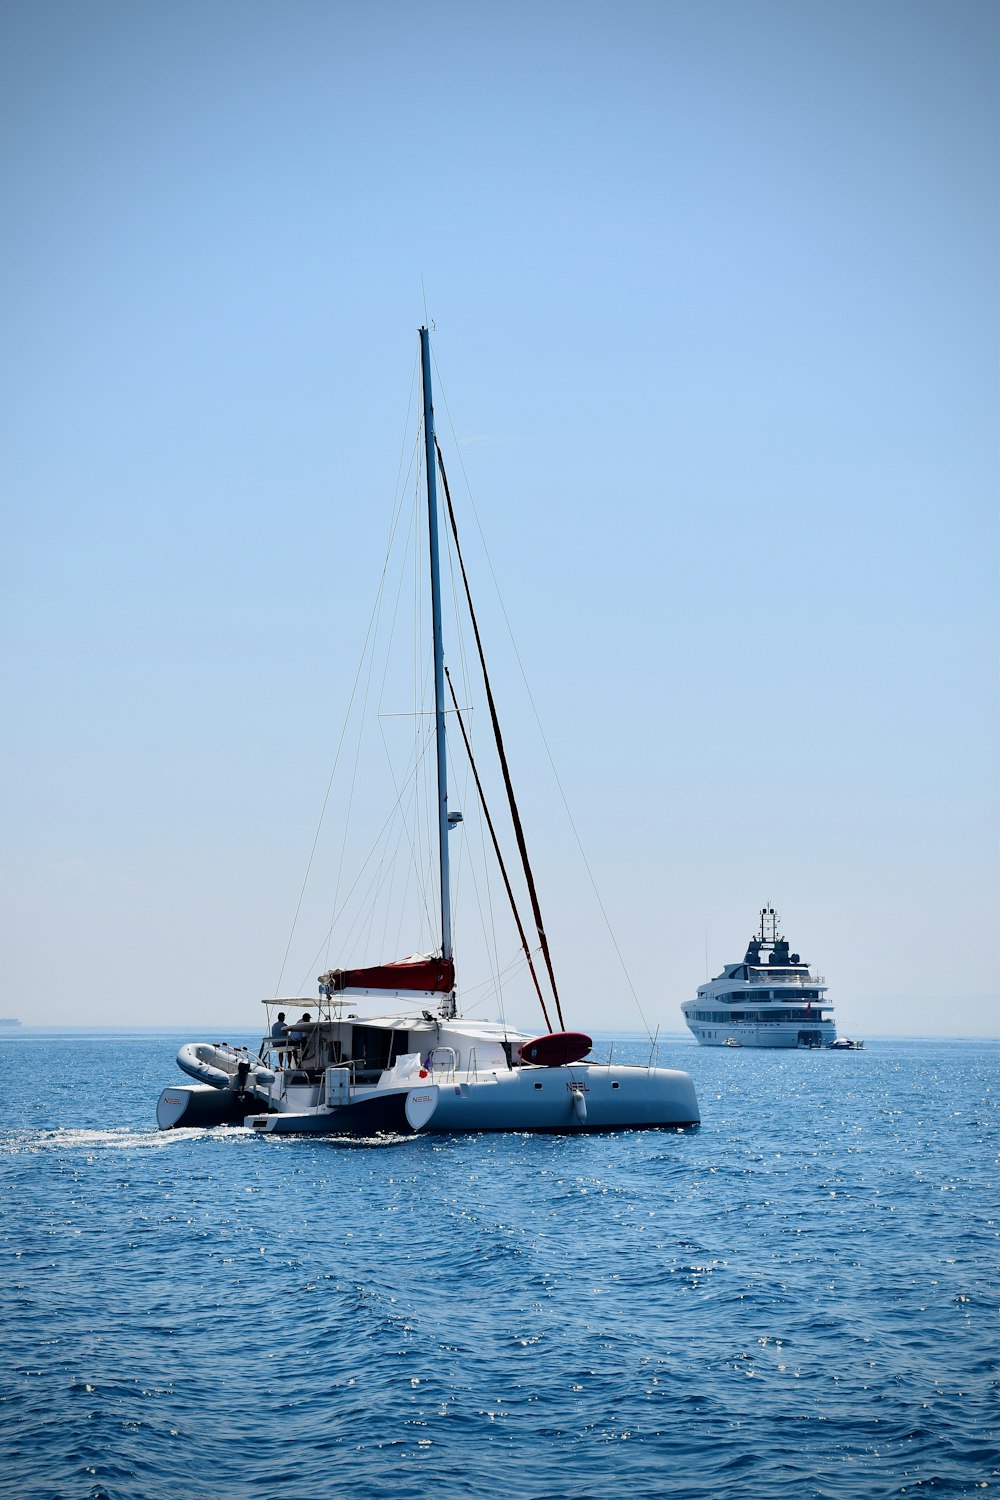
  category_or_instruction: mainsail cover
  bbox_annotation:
[319,954,455,995]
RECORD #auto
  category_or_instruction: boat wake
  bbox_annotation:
[0,1123,426,1156]
[0,1125,255,1155]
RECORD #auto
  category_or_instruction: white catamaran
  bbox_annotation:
[157,329,699,1135]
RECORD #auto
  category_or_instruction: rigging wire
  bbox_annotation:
[445,666,552,1032]
[293,733,437,993]
[325,413,430,970]
[374,469,438,949]
[274,352,420,997]
[278,336,649,1038]
[431,350,655,1041]
[438,454,508,1029]
[435,437,565,1032]
[458,946,536,1012]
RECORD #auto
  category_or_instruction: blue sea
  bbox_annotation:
[1,1030,996,1500]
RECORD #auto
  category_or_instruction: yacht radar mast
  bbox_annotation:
[759,905,781,945]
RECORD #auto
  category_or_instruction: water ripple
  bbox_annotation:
[1,1034,997,1498]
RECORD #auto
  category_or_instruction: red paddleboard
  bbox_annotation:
[519,1031,593,1067]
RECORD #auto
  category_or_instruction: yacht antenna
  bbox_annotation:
[419,326,453,965]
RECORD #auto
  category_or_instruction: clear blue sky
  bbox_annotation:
[2,0,997,1037]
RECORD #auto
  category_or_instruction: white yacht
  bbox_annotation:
[682,906,837,1049]
[156,328,699,1135]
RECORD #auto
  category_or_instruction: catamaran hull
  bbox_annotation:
[248,1086,439,1136]
[238,1065,699,1134]
[158,1066,697,1133]
[156,1084,268,1129]
[418,1064,699,1131]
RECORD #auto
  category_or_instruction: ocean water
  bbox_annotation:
[1,1030,996,1500]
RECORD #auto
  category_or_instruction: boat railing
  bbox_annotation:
[426,1046,458,1081]
[745,972,825,986]
[260,1037,292,1069]
[261,1035,315,1068]
[465,1046,486,1081]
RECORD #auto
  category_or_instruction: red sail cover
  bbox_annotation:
[326,955,455,993]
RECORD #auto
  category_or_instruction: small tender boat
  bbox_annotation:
[682,905,844,1049]
[157,329,699,1135]
[827,1037,864,1050]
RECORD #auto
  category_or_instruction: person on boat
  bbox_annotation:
[288,1013,313,1069]
[270,1011,290,1066]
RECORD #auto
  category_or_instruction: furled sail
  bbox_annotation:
[318,954,455,996]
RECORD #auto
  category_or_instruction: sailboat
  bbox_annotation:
[156,329,699,1135]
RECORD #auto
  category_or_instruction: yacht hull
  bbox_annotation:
[682,1019,835,1049]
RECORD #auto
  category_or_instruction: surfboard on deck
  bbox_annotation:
[519,1032,593,1067]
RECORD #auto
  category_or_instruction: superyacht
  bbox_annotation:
[682,906,838,1048]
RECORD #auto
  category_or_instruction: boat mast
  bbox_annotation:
[419,326,453,968]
